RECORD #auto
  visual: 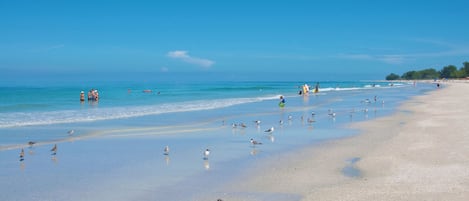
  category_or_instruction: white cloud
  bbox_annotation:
[167,50,215,68]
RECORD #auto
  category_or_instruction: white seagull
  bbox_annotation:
[253,120,261,126]
[264,127,274,133]
[164,146,170,155]
[203,149,210,160]
[67,129,75,135]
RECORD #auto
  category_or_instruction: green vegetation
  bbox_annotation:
[386,61,469,80]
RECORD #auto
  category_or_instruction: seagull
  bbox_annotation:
[328,109,336,117]
[163,146,170,155]
[279,120,284,125]
[203,149,210,160]
[250,138,263,146]
[240,123,247,128]
[28,141,36,147]
[67,129,75,135]
[264,127,274,133]
[253,120,261,126]
[231,123,237,128]
[288,115,293,120]
[19,148,25,161]
[311,112,316,116]
[50,144,57,155]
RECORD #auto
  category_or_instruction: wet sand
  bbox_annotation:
[219,81,469,201]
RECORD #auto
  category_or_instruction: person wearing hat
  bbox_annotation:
[80,91,85,102]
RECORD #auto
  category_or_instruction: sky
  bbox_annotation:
[1,0,469,82]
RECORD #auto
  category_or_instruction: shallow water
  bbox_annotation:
[0,81,434,200]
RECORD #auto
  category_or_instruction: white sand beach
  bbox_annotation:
[220,81,469,201]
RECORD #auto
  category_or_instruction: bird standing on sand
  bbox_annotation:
[264,127,274,133]
[203,149,210,160]
[164,146,170,155]
[51,144,57,155]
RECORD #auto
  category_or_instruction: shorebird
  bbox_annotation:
[240,123,247,128]
[328,109,336,117]
[264,127,274,133]
[253,120,261,126]
[250,138,263,146]
[307,118,316,123]
[163,146,170,155]
[67,129,75,135]
[28,141,36,147]
[279,120,284,125]
[231,123,237,128]
[288,115,293,120]
[203,149,210,160]
[19,148,25,161]
[50,144,57,155]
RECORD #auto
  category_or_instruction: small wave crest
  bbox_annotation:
[0,95,279,128]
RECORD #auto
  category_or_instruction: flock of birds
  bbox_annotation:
[159,96,382,162]
[18,97,382,165]
[18,129,73,162]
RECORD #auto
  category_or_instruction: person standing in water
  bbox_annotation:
[279,95,286,108]
[80,91,85,102]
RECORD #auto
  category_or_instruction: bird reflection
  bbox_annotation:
[267,134,275,142]
[19,161,25,171]
[250,148,259,156]
[164,155,170,166]
[51,155,58,164]
[203,160,210,170]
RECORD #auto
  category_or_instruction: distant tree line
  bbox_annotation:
[385,61,469,80]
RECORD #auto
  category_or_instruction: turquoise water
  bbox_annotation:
[0,80,434,201]
[0,80,412,128]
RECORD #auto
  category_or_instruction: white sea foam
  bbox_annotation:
[0,95,280,128]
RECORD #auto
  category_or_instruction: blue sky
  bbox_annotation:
[1,0,469,81]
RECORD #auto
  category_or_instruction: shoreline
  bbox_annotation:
[214,81,469,200]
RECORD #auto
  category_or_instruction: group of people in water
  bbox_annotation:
[298,82,319,95]
[279,82,321,108]
[80,89,99,102]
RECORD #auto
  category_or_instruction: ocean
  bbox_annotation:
[0,80,434,201]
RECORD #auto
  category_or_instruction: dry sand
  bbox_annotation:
[220,81,469,201]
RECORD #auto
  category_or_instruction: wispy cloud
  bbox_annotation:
[337,53,406,64]
[338,39,469,65]
[167,50,215,68]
